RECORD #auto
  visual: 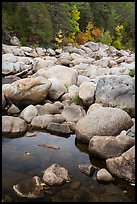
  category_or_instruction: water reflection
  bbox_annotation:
[2,131,135,202]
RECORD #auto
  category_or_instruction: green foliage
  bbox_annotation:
[101,31,112,46]
[74,96,83,106]
[2,2,135,51]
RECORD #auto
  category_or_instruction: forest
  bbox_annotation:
[2,2,135,51]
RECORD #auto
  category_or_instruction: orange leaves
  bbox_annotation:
[91,28,102,38]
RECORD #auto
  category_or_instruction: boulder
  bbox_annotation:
[42,164,70,186]
[36,103,61,115]
[61,104,86,123]
[106,146,135,183]
[2,116,27,134]
[88,135,135,159]
[3,77,51,106]
[95,75,135,117]
[79,82,96,106]
[75,107,133,143]
[47,122,71,134]
[34,65,78,88]
[20,105,38,123]
[48,78,67,100]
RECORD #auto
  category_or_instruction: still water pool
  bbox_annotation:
[2,131,135,202]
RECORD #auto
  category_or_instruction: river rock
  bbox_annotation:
[7,104,20,115]
[78,164,97,176]
[79,82,96,106]
[36,103,61,115]
[95,75,135,117]
[96,168,113,183]
[75,107,133,143]
[20,105,38,123]
[48,78,67,100]
[106,146,135,183]
[13,176,44,198]
[34,65,78,88]
[88,135,135,159]
[47,122,71,134]
[3,77,51,106]
[42,164,70,186]
[2,116,27,134]
[61,104,86,123]
[84,41,99,52]
[31,114,54,129]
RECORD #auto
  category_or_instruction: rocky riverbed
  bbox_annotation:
[2,41,135,202]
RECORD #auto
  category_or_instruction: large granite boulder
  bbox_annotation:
[88,135,135,159]
[2,116,27,134]
[95,75,135,117]
[34,65,78,88]
[3,77,51,106]
[75,107,133,143]
[106,146,135,183]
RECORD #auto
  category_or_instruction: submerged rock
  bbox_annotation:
[13,176,44,198]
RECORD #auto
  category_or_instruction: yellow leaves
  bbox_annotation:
[115,25,124,36]
[72,5,80,21]
[86,22,94,31]
[55,30,63,44]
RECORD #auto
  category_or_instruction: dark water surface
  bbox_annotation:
[2,131,135,202]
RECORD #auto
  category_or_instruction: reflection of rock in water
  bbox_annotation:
[75,137,89,154]
[89,154,107,169]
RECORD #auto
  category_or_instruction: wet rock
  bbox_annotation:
[3,77,51,106]
[61,103,86,123]
[75,107,133,143]
[20,105,38,123]
[95,75,135,117]
[97,168,113,183]
[88,135,135,159]
[38,144,60,150]
[47,122,71,134]
[78,164,97,176]
[42,164,70,186]
[106,146,135,183]
[13,176,44,198]
[2,116,27,134]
